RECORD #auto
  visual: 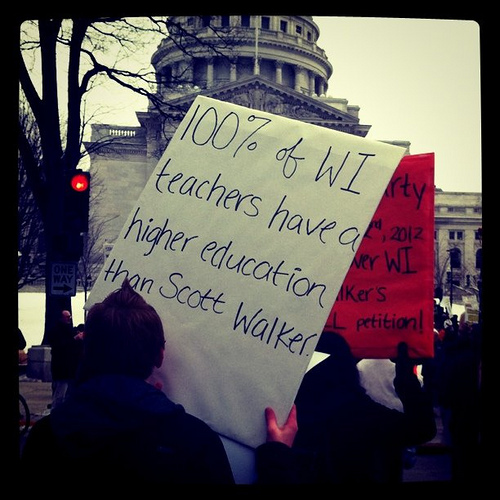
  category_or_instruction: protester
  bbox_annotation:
[437,319,482,483]
[292,332,436,483]
[420,327,443,408]
[74,323,85,341]
[44,309,83,409]
[21,279,299,485]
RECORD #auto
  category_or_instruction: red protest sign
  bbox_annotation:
[323,153,435,359]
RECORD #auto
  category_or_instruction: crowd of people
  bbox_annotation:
[19,280,482,485]
[427,305,483,483]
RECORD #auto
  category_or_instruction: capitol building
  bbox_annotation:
[84,15,482,307]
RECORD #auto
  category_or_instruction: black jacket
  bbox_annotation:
[293,352,436,483]
[21,374,235,485]
[46,322,82,380]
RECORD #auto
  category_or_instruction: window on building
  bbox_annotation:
[476,248,482,270]
[241,15,250,27]
[201,16,211,27]
[163,66,173,87]
[448,230,463,240]
[296,25,302,35]
[280,20,288,33]
[261,16,270,30]
[221,16,230,27]
[475,228,482,240]
[307,30,312,41]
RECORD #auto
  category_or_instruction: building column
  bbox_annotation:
[253,56,261,75]
[309,71,315,95]
[230,58,238,82]
[317,79,325,96]
[177,59,192,84]
[275,60,283,85]
[294,65,303,92]
[156,70,164,95]
[206,57,214,88]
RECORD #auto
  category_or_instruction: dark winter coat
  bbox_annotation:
[46,322,82,380]
[21,374,235,485]
[292,342,436,483]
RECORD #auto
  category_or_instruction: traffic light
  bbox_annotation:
[64,170,91,233]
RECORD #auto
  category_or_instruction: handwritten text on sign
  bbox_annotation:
[86,96,406,448]
[324,153,435,359]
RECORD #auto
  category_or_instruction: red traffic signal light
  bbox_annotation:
[65,170,91,234]
[70,172,90,192]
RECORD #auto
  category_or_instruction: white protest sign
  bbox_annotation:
[85,96,406,448]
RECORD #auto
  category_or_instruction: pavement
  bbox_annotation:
[18,374,453,484]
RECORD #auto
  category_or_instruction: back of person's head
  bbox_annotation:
[61,310,72,324]
[79,279,165,381]
[297,332,363,400]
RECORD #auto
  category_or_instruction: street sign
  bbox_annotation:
[50,262,77,296]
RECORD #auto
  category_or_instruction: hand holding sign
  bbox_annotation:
[86,96,406,448]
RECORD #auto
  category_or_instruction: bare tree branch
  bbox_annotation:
[18,15,244,329]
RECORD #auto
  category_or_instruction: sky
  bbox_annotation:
[82,16,482,193]
[313,17,481,193]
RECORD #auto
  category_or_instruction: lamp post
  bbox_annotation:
[446,248,455,309]
[449,268,453,309]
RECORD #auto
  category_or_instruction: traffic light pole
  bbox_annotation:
[42,170,90,344]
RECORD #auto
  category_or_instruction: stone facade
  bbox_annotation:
[434,190,482,304]
[152,16,332,98]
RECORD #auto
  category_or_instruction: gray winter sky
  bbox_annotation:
[85,16,481,194]
[313,17,481,194]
